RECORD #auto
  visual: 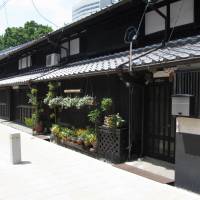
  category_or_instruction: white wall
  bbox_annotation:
[177,117,200,135]
[170,0,194,28]
[145,0,194,35]
[145,6,166,35]
[70,38,80,56]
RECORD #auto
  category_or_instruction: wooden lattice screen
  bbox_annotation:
[175,70,200,117]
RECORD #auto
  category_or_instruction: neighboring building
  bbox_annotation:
[72,0,119,22]
[0,0,200,193]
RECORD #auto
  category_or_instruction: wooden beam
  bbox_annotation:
[64,89,81,94]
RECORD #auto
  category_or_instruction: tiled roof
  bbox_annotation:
[0,67,53,87]
[0,40,39,60]
[1,35,200,86]
[35,35,200,81]
[0,1,130,62]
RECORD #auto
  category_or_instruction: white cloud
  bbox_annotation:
[0,0,76,34]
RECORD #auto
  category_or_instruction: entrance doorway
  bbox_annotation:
[144,80,175,163]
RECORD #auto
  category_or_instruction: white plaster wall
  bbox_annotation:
[176,117,200,135]
[70,38,80,56]
[61,41,69,58]
[170,0,194,28]
[145,6,166,35]
[145,0,194,35]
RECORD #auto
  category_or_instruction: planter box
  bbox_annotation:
[53,136,98,159]
[97,126,128,163]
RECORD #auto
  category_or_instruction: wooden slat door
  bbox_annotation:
[144,80,175,163]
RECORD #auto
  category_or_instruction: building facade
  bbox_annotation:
[0,0,200,192]
[72,0,119,22]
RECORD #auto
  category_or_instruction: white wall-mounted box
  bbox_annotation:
[172,95,194,117]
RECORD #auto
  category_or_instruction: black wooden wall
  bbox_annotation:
[56,75,129,128]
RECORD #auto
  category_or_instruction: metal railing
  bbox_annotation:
[0,102,9,119]
[17,105,33,124]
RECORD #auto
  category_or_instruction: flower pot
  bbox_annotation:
[71,137,77,144]
[77,137,84,145]
[54,136,61,144]
[92,141,97,149]
[84,141,92,148]
[68,137,72,142]
[35,122,44,133]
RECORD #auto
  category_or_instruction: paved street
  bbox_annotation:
[0,123,199,200]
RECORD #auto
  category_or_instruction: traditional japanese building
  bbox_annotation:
[0,0,200,174]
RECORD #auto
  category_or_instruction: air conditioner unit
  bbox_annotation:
[46,53,60,67]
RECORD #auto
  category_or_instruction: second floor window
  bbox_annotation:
[18,56,31,70]
[145,0,194,35]
[61,41,69,58]
[70,38,80,56]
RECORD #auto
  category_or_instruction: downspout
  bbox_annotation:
[128,83,134,160]
[128,36,134,160]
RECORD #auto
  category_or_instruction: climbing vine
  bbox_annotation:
[26,87,44,133]
[44,82,61,123]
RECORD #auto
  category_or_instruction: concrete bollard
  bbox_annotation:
[10,133,21,164]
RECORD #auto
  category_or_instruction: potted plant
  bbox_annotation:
[83,136,92,148]
[90,134,97,149]
[76,137,84,145]
[103,113,125,129]
[25,117,34,128]
[35,121,44,133]
[27,87,44,135]
[51,124,61,143]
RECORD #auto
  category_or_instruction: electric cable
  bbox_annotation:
[31,0,59,28]
[135,2,149,39]
[124,2,149,44]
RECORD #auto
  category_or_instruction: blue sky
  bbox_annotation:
[0,0,77,34]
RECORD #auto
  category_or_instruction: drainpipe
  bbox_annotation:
[128,84,134,160]
[128,39,133,160]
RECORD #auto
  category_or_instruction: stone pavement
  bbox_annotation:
[0,123,199,200]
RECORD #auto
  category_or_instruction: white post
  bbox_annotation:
[10,133,21,164]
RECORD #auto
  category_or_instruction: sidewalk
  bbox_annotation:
[0,123,199,200]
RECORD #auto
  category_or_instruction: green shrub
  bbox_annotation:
[25,118,34,128]
[88,109,101,124]
[104,113,125,128]
[101,98,112,112]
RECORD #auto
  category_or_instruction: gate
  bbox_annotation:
[144,80,175,163]
[0,89,11,120]
[13,88,32,124]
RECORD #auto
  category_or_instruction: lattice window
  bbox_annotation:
[176,70,200,117]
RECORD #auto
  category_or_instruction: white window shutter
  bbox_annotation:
[70,38,80,56]
[27,56,31,67]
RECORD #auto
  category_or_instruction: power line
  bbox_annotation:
[31,0,59,28]
[135,2,149,38]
